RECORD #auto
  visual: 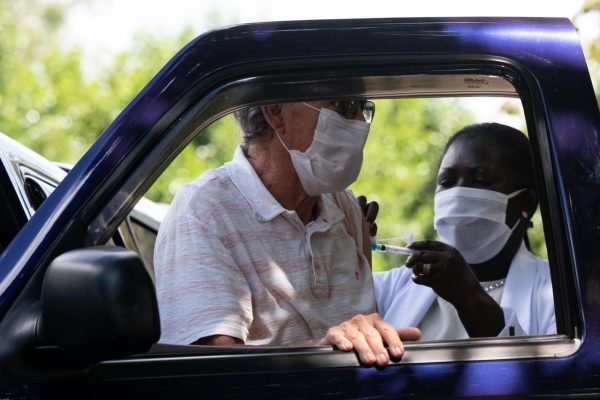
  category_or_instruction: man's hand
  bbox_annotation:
[319,313,421,367]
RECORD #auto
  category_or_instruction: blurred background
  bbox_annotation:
[1,0,598,267]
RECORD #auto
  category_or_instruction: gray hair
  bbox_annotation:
[234,106,273,148]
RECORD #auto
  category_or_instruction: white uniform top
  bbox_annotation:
[373,243,556,338]
[154,146,376,345]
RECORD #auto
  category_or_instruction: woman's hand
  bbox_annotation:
[406,240,480,305]
[357,195,378,237]
[406,240,505,337]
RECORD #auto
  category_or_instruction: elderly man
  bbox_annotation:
[154,100,420,367]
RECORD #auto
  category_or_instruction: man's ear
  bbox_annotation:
[261,104,285,134]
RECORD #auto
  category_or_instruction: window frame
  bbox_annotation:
[85,58,578,365]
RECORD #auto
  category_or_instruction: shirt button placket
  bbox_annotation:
[306,222,329,298]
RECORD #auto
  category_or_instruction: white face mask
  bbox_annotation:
[433,187,526,264]
[276,107,370,196]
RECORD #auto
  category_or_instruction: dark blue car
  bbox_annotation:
[1,17,599,398]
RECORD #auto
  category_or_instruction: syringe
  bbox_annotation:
[371,243,413,255]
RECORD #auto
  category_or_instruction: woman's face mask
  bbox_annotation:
[276,107,370,196]
[433,187,526,264]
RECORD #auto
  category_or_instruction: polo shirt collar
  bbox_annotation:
[225,146,288,222]
[224,146,344,225]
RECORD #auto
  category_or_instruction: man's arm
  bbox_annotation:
[154,208,253,345]
[193,335,244,345]
[192,316,421,368]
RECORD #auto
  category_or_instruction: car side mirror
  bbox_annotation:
[37,246,160,362]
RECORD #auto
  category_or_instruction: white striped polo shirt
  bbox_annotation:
[154,146,376,345]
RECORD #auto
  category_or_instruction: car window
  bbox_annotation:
[147,97,547,265]
[119,198,167,282]
[143,92,554,346]
[20,170,59,213]
[0,167,27,252]
[0,135,66,250]
[85,69,571,365]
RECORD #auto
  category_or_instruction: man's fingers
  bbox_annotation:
[352,316,390,366]
[372,318,404,359]
[322,314,417,367]
[398,327,422,342]
[320,326,353,351]
[340,319,380,365]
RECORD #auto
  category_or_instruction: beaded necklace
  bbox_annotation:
[481,278,505,292]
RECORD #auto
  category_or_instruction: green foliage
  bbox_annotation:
[352,99,471,241]
[145,97,548,272]
[587,35,600,106]
[1,0,591,272]
[146,115,241,203]
[0,0,194,163]
[0,0,86,159]
[577,2,600,106]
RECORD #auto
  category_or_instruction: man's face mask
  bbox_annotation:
[276,106,370,196]
[433,186,526,264]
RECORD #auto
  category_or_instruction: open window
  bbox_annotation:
[83,66,577,369]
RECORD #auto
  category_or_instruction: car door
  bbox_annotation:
[1,17,600,399]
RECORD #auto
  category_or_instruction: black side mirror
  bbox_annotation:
[37,246,160,361]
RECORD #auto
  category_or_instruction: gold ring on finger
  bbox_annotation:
[423,263,431,276]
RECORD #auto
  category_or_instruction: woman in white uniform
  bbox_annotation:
[374,123,556,339]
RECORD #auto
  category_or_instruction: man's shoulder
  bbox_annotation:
[183,166,236,198]
[167,166,244,216]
